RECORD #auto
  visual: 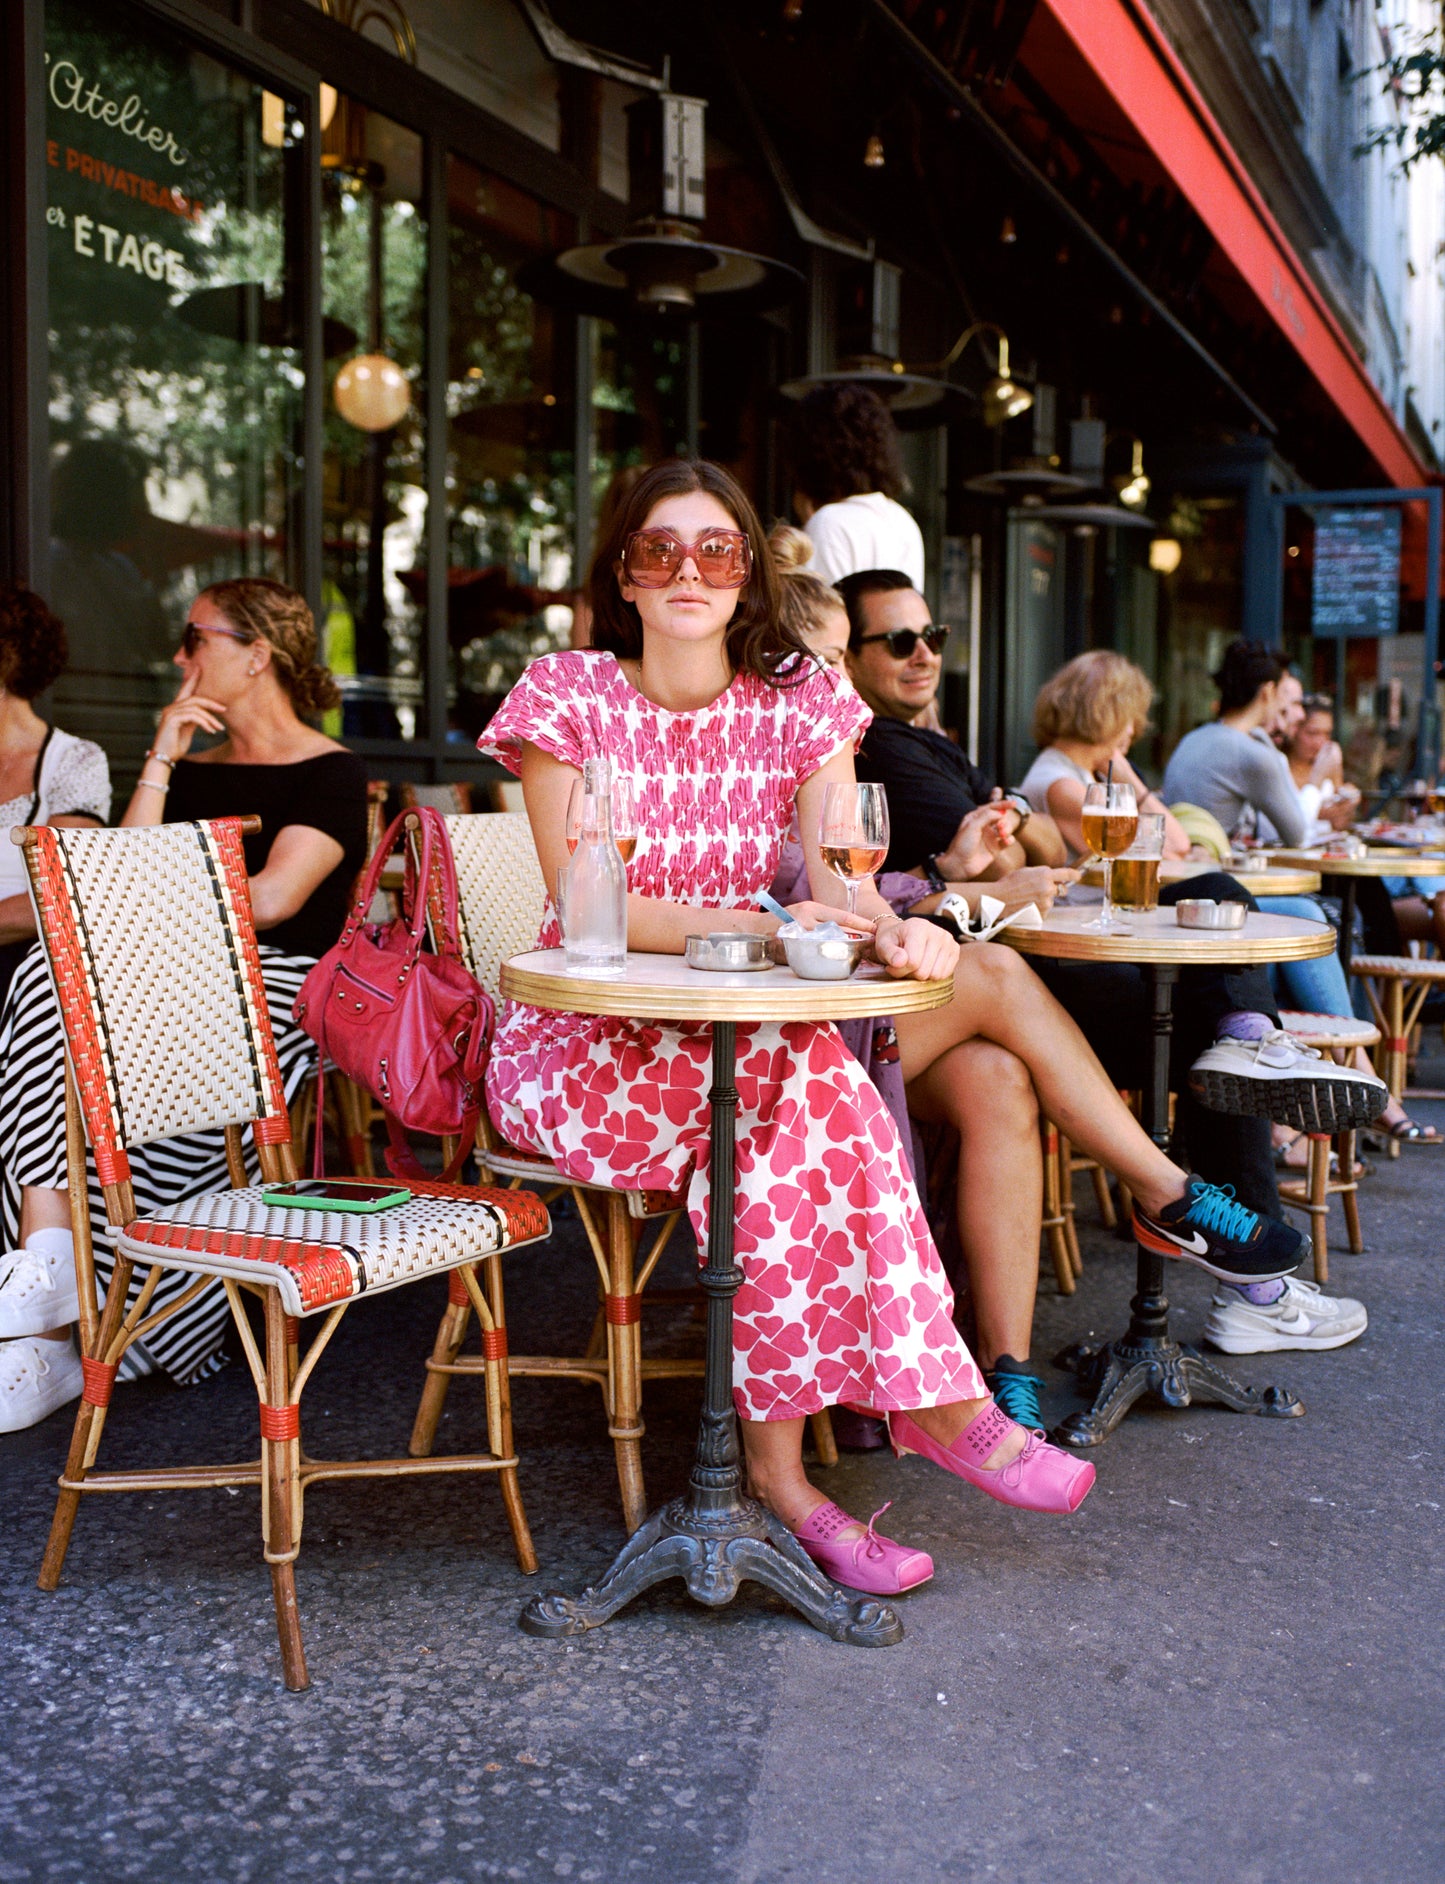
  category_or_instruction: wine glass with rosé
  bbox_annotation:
[566,773,638,868]
[819,781,890,919]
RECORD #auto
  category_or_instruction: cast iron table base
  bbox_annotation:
[1051,964,1306,1449]
[520,1021,903,1647]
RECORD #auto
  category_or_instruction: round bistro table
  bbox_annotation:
[1001,904,1336,1448]
[1262,849,1445,974]
[499,947,952,1648]
[1079,859,1322,897]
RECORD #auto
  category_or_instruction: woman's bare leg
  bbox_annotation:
[906,1039,1040,1369]
[896,944,1185,1215]
[21,1186,70,1239]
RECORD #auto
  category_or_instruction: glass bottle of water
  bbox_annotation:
[562,757,627,978]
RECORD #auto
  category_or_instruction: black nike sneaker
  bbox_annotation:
[1132,1177,1307,1284]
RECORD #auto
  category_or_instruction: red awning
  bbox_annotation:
[1035,0,1427,489]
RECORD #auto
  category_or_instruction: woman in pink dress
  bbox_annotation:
[482,460,1305,1597]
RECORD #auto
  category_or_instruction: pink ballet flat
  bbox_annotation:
[793,1500,934,1596]
[889,1403,1095,1515]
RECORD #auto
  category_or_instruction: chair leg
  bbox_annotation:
[1041,1125,1075,1295]
[1057,1136,1083,1277]
[1088,1160,1117,1231]
[809,1409,839,1467]
[38,1253,136,1591]
[605,1193,648,1533]
[1307,1135,1330,1286]
[1338,1128,1364,1254]
[480,1252,537,1576]
[261,1294,308,1693]
[1385,980,1406,1159]
[409,1269,473,1458]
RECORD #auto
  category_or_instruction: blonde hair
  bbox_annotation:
[768,524,845,642]
[200,578,341,718]
[1033,650,1153,750]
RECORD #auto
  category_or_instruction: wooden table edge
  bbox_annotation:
[1000,925,1337,965]
[500,954,956,1021]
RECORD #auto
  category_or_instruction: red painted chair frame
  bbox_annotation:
[22,817,549,1692]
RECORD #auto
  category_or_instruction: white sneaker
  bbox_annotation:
[1190,1030,1386,1132]
[0,1335,84,1432]
[0,1239,80,1339]
[1204,1276,1368,1353]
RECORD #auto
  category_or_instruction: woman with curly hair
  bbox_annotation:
[788,382,925,589]
[0,579,367,1430]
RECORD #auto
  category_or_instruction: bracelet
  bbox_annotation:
[144,749,175,769]
[134,777,169,795]
[925,853,948,894]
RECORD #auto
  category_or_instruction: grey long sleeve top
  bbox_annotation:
[1161,720,1309,848]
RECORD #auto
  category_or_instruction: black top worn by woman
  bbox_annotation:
[167,750,368,959]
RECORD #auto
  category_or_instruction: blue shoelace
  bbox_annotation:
[989,1370,1043,1428]
[1182,1181,1258,1243]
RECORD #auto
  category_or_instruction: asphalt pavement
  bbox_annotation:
[2,1081,1442,1884]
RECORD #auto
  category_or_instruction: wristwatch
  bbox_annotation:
[1001,791,1032,832]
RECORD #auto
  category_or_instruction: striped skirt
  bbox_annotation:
[0,946,318,1386]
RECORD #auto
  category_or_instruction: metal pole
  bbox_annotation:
[1420,488,1441,779]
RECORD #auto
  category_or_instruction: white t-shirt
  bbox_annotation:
[0,728,111,899]
[803,492,926,590]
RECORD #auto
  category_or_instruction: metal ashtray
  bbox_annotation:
[767,929,869,981]
[685,932,774,972]
[1175,898,1247,931]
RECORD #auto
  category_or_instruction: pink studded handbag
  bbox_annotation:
[293,806,491,1181]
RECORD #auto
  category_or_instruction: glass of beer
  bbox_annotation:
[1081,781,1138,930]
[1112,813,1165,913]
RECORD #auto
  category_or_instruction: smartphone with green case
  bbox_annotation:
[261,1178,412,1214]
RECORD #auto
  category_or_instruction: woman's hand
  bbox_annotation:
[873,914,959,981]
[783,900,877,935]
[153,668,226,761]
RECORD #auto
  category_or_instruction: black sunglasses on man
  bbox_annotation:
[856,623,951,659]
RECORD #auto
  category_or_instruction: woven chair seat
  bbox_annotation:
[1278,1010,1381,1051]
[481,1137,686,1218]
[117,1182,550,1319]
[1349,954,1445,980]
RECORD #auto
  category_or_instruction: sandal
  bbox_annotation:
[1378,1115,1443,1146]
[1273,1130,1309,1172]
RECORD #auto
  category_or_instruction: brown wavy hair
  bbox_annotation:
[0,585,69,700]
[588,460,810,685]
[199,578,341,717]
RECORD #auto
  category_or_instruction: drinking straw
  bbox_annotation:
[755,889,794,924]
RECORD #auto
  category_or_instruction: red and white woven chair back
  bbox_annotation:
[442,811,547,1002]
[402,781,473,817]
[20,821,291,1180]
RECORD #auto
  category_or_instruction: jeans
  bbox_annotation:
[1254,895,1357,1018]
[1030,873,1282,1219]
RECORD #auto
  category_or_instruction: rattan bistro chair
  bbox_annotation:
[406,811,712,1532]
[20,817,549,1693]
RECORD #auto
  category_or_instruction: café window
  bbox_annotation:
[44,0,305,776]
[444,153,577,741]
[320,95,426,741]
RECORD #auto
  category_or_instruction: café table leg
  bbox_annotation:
[519,1020,904,1647]
[1053,965,1306,1448]
[1336,876,1357,976]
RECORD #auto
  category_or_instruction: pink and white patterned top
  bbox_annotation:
[479,648,869,933]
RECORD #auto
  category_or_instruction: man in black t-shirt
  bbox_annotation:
[838,570,1373,1254]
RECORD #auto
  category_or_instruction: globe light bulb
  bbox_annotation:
[1149,536,1182,575]
[333,353,411,431]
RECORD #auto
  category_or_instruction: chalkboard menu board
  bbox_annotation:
[1311,506,1401,637]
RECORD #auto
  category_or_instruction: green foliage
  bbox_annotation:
[1357,30,1445,171]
